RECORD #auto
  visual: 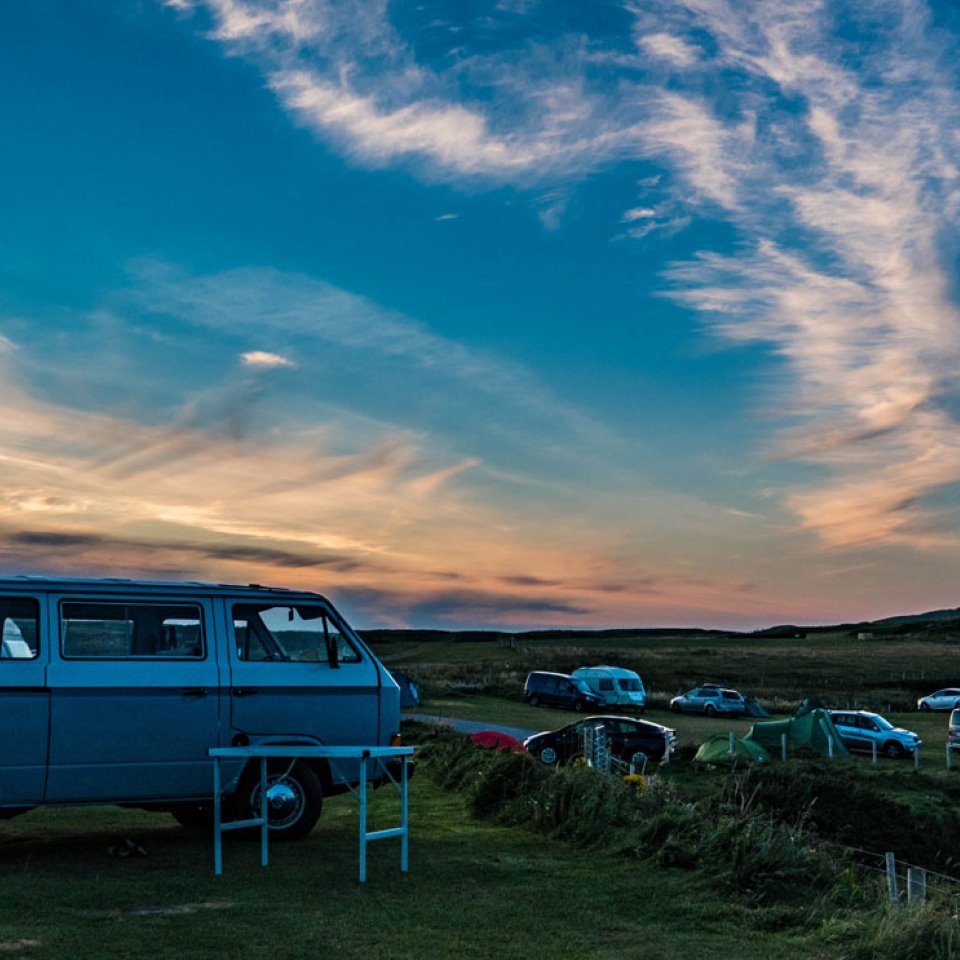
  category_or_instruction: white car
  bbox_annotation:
[917,688,960,712]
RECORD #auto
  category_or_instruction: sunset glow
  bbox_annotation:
[2,1,959,629]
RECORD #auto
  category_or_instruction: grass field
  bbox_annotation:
[4,626,958,959]
[371,627,960,712]
[0,779,824,960]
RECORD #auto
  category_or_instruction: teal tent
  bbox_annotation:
[745,708,847,758]
[743,696,770,718]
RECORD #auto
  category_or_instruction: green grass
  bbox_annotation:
[375,627,960,712]
[0,781,820,960]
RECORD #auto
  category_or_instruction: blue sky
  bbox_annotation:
[1,0,959,629]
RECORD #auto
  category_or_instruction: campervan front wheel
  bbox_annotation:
[240,761,324,841]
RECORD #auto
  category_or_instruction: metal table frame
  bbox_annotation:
[208,744,415,881]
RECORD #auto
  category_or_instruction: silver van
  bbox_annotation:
[0,577,402,839]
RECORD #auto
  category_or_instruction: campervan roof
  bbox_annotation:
[0,577,329,604]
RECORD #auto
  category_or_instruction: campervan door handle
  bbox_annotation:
[182,687,209,697]
[232,688,259,697]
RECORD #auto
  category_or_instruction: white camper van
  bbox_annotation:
[572,665,646,711]
[0,577,404,840]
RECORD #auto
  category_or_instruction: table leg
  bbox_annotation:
[213,758,223,876]
[401,756,409,873]
[260,756,269,868]
[359,755,367,883]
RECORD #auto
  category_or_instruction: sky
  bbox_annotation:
[1,0,960,630]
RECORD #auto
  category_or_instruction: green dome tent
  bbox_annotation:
[695,734,769,764]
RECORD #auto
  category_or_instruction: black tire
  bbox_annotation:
[919,702,931,713]
[670,702,681,713]
[574,701,585,712]
[170,802,215,830]
[529,696,540,707]
[538,746,558,765]
[237,760,323,841]
[882,741,904,760]
[704,704,716,717]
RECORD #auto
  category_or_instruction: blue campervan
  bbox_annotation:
[0,577,402,839]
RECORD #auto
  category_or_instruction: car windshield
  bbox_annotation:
[870,715,894,731]
[617,678,642,691]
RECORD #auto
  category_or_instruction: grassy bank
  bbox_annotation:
[1,780,823,960]
[421,728,960,959]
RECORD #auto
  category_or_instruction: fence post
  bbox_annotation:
[886,852,900,904]
[907,868,927,903]
[914,746,920,772]
[781,734,788,762]
[872,741,878,765]
[729,732,735,755]
[827,736,834,760]
[947,744,952,771]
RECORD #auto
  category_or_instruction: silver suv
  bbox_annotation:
[669,685,745,717]
[828,710,922,759]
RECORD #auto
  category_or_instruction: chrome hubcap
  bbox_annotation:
[252,776,305,828]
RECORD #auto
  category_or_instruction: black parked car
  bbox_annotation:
[523,671,603,712]
[523,716,677,766]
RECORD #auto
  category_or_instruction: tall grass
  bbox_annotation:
[422,728,960,957]
[425,730,845,906]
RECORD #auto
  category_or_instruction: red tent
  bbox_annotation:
[470,730,522,751]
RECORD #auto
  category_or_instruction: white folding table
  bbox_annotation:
[208,744,415,881]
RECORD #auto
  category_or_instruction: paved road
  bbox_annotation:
[411,713,538,741]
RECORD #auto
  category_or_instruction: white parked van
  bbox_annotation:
[572,665,646,711]
[0,577,403,840]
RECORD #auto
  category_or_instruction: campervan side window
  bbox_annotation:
[0,597,39,659]
[61,603,205,659]
[233,604,361,663]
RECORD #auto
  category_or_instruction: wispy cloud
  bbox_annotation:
[155,1,960,561]
[163,0,651,184]
[642,0,960,550]
[0,283,779,627]
[637,32,699,68]
[126,259,618,455]
[241,350,295,368]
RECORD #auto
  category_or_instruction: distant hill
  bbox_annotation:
[357,607,960,644]
[873,607,960,626]
[359,626,733,644]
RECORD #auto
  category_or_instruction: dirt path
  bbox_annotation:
[411,713,537,741]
